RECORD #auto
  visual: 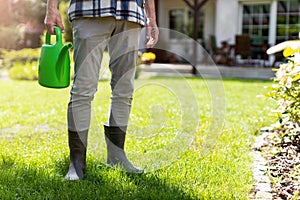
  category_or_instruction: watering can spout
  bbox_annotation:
[56,43,72,81]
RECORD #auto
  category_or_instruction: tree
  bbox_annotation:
[0,0,16,26]
[182,0,210,74]
[0,0,72,49]
[11,0,46,25]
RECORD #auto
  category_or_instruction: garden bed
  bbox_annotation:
[260,125,300,199]
[255,50,300,199]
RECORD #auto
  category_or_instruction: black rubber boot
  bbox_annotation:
[64,130,88,180]
[104,124,143,173]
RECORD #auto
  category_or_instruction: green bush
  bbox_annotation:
[9,61,38,80]
[59,1,73,43]
[1,48,40,69]
[4,48,73,81]
[267,54,300,126]
[2,48,139,81]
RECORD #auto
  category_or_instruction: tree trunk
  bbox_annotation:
[182,0,209,74]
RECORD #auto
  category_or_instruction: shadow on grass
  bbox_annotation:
[0,158,197,200]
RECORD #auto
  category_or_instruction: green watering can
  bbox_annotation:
[38,26,72,88]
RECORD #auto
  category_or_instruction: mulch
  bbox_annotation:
[260,123,300,199]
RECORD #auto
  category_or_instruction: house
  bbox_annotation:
[154,0,299,65]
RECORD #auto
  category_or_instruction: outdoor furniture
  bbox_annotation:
[209,35,233,65]
[251,37,269,67]
[234,35,252,64]
[233,35,271,67]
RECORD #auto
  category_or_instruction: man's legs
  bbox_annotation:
[65,17,114,180]
[66,17,143,180]
[104,20,143,173]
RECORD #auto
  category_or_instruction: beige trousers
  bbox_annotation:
[68,17,141,132]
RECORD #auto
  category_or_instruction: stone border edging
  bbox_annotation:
[250,131,273,200]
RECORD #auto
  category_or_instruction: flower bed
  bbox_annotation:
[264,52,300,199]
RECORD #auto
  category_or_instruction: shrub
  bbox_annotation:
[5,48,73,81]
[9,61,38,80]
[267,53,300,127]
[59,1,73,43]
[0,48,40,69]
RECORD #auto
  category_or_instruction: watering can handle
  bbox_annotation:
[45,26,63,45]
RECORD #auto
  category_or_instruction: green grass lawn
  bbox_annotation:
[0,77,275,199]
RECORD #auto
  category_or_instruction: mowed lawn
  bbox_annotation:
[0,77,275,199]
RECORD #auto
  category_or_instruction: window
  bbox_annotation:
[277,0,300,43]
[169,9,185,38]
[242,4,270,45]
[169,8,204,39]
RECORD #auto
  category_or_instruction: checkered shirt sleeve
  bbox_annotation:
[68,0,146,26]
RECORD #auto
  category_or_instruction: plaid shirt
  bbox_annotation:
[68,0,146,26]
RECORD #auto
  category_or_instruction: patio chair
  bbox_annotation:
[209,35,233,65]
[234,35,252,64]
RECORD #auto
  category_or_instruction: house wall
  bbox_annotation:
[156,0,237,47]
[157,0,217,48]
[157,0,187,41]
[214,0,239,46]
[202,0,216,49]
[156,0,206,63]
[155,0,280,64]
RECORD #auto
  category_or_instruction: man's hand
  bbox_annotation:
[144,0,159,48]
[146,19,159,48]
[44,0,64,35]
